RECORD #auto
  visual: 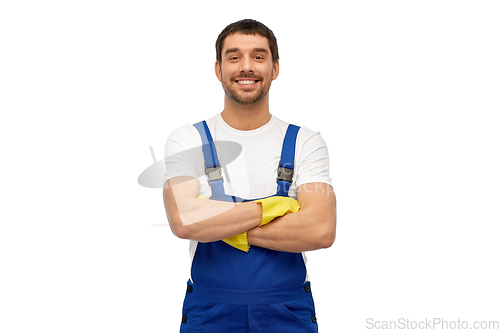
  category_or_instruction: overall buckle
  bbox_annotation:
[205,165,223,184]
[277,166,293,183]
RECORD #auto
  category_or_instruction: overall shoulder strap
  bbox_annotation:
[276,124,300,197]
[193,121,219,168]
[193,121,225,197]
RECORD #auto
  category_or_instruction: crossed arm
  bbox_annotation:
[163,177,336,252]
[247,182,336,253]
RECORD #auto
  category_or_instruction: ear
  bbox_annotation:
[272,60,279,80]
[215,61,222,82]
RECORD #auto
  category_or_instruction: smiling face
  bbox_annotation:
[215,32,279,106]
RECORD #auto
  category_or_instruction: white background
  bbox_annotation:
[1,0,499,332]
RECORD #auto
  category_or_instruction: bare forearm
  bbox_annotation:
[247,208,335,253]
[166,194,261,242]
[164,178,263,242]
[180,199,261,242]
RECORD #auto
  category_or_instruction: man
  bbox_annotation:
[163,19,336,333]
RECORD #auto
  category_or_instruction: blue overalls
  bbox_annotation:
[179,121,318,333]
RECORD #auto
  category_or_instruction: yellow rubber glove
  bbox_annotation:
[253,196,300,226]
[222,196,300,251]
[197,195,249,252]
[222,232,249,252]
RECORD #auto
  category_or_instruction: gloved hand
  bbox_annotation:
[197,195,250,252]
[222,196,300,251]
[253,196,300,226]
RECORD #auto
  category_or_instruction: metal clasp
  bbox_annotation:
[276,166,293,183]
[205,165,223,184]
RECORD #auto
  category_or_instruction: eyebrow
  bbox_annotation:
[224,48,270,55]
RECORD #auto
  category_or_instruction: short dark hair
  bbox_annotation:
[215,19,279,64]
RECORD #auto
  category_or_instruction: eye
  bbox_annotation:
[229,56,239,60]
[254,55,264,60]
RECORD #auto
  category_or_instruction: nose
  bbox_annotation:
[239,55,253,73]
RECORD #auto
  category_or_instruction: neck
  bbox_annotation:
[221,96,271,131]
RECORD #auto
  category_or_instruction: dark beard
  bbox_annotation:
[221,76,271,106]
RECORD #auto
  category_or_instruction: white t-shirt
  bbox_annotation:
[163,113,332,266]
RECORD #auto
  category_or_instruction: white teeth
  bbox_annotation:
[238,80,256,85]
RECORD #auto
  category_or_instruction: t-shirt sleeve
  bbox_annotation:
[163,125,203,185]
[294,129,332,188]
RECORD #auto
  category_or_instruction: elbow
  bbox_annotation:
[174,225,191,240]
[321,230,335,249]
[173,225,214,243]
[318,218,336,249]
[168,215,191,240]
[169,218,212,242]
